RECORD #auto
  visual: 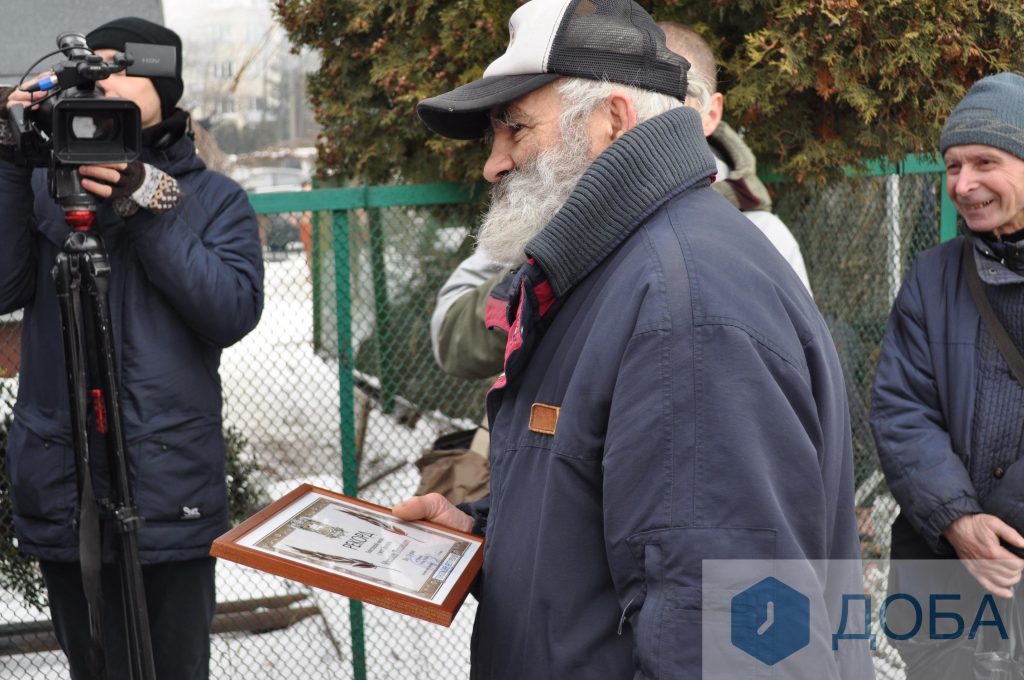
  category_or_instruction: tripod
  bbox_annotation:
[51,165,156,680]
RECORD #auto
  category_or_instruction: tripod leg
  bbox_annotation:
[55,229,157,680]
[52,251,106,678]
[81,240,157,680]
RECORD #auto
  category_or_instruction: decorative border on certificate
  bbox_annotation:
[211,484,484,626]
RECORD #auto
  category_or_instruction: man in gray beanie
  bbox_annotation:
[872,71,1024,677]
[0,16,263,680]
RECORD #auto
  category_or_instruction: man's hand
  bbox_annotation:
[78,161,180,216]
[943,513,1024,598]
[0,82,44,162]
[4,73,55,111]
[393,493,473,533]
[78,162,134,199]
[2,76,59,163]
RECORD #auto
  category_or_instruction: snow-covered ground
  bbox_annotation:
[216,251,478,680]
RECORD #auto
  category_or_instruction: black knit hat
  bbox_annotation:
[418,0,689,140]
[86,17,183,120]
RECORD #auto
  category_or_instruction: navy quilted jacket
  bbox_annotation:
[0,130,263,563]
[871,236,1024,552]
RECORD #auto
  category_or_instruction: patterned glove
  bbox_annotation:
[0,86,17,164]
[109,161,181,218]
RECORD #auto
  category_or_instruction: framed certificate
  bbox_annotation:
[211,484,483,626]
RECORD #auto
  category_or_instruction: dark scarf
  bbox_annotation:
[524,106,716,297]
[142,108,190,151]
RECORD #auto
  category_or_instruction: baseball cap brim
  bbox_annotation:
[417,73,561,140]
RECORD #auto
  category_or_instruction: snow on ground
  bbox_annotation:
[215,252,476,679]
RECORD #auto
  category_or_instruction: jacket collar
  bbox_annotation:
[971,231,1024,285]
[140,113,205,177]
[142,108,190,151]
[524,106,715,298]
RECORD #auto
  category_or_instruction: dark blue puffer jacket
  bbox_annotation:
[0,129,263,563]
[461,107,866,679]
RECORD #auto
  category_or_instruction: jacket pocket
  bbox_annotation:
[6,420,77,523]
[132,425,225,524]
[630,526,777,679]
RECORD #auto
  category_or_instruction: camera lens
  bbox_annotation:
[70,114,120,141]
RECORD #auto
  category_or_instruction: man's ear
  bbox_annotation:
[702,92,724,137]
[606,91,638,142]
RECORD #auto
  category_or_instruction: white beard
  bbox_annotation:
[477,124,594,268]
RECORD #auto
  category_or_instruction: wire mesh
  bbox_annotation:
[0,173,952,678]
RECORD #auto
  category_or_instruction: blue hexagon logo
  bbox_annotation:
[731,576,810,665]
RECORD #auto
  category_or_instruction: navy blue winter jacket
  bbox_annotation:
[0,128,263,563]
[872,236,1024,553]
[462,107,865,679]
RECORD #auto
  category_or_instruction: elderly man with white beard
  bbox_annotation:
[395,1,868,677]
[426,76,606,380]
[428,25,811,381]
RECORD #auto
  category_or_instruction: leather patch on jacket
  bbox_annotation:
[529,403,559,435]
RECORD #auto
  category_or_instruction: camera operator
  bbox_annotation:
[0,17,263,680]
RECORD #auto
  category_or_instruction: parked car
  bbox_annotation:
[236,167,310,253]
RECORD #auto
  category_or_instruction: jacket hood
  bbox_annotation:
[708,121,773,213]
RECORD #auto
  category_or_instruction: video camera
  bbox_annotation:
[7,32,177,209]
[8,32,179,167]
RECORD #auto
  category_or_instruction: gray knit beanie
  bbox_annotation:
[939,72,1024,160]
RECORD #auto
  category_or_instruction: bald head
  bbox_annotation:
[657,21,723,137]
[658,22,716,94]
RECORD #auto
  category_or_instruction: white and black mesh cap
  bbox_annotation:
[418,0,689,140]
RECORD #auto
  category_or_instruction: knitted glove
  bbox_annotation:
[108,160,181,218]
[0,86,16,164]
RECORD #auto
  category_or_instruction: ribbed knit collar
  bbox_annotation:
[524,105,716,297]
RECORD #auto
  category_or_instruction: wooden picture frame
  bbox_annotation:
[211,484,483,626]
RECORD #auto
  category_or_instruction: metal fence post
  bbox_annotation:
[366,205,396,414]
[312,208,323,354]
[939,175,958,242]
[331,208,367,680]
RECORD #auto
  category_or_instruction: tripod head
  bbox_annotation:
[52,165,99,218]
[64,207,98,232]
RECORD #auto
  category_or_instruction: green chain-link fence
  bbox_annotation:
[0,162,957,678]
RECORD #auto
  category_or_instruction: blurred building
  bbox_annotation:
[175,0,319,155]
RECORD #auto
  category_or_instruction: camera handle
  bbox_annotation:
[52,211,156,680]
[51,165,97,213]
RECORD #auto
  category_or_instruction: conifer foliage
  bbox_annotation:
[276,0,1024,182]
